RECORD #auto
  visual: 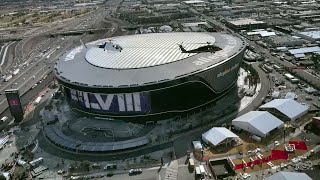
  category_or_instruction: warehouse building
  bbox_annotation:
[295,31,320,42]
[265,36,304,47]
[226,18,267,30]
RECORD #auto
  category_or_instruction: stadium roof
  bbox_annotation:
[232,111,284,136]
[202,127,238,146]
[259,99,309,120]
[267,172,312,180]
[288,46,320,55]
[55,32,246,87]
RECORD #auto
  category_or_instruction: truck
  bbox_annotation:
[34,97,42,105]
[188,159,195,170]
[199,165,206,176]
[4,74,12,82]
[12,69,20,75]
[195,166,201,179]
[0,116,8,123]
[29,157,43,167]
[284,73,294,80]
[290,78,299,84]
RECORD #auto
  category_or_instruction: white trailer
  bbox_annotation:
[199,165,206,176]
[34,97,42,105]
[4,74,12,82]
[284,73,294,80]
[12,69,20,75]
[29,157,43,167]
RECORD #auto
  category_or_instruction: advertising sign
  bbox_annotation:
[5,89,24,122]
[67,88,151,114]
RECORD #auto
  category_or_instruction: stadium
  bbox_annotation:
[54,32,247,121]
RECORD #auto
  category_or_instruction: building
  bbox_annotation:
[267,171,312,180]
[284,92,297,99]
[288,46,320,57]
[201,127,239,147]
[226,18,267,30]
[266,36,304,47]
[54,32,246,121]
[295,31,320,42]
[259,99,309,121]
[232,111,284,138]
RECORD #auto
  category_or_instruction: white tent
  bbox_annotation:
[192,141,203,150]
[232,111,284,137]
[259,99,309,121]
[267,171,312,180]
[202,127,238,146]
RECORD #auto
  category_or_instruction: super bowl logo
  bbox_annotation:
[69,89,151,113]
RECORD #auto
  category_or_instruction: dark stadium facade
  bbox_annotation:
[54,32,247,121]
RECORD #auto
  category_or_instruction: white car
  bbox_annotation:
[129,169,142,175]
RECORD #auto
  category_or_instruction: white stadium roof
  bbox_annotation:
[267,172,312,180]
[259,99,309,120]
[232,111,283,136]
[85,33,217,69]
[202,127,238,146]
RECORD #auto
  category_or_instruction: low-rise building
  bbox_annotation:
[226,18,267,30]
[295,31,320,42]
[266,36,304,47]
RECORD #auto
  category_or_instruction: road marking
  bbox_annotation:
[1,41,15,66]
[0,40,75,109]
[17,66,46,89]
[0,42,8,61]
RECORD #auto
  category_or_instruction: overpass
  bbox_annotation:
[48,28,111,37]
[0,37,23,43]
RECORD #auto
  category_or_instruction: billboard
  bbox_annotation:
[5,89,24,122]
[66,88,151,114]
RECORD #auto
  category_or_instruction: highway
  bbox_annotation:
[0,4,121,125]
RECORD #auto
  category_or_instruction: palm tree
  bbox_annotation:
[311,54,320,72]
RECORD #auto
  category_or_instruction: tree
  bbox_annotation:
[311,54,320,72]
[80,160,90,172]
[0,175,6,180]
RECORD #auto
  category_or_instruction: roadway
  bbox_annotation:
[246,40,320,90]
[0,4,121,125]
[0,41,18,74]
[189,5,320,90]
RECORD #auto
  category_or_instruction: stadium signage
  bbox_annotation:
[193,35,237,66]
[69,89,151,113]
[217,63,239,77]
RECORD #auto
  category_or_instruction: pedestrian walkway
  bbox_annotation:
[164,167,178,180]
[164,160,178,180]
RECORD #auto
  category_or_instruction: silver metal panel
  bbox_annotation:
[56,32,247,87]
[85,33,215,69]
